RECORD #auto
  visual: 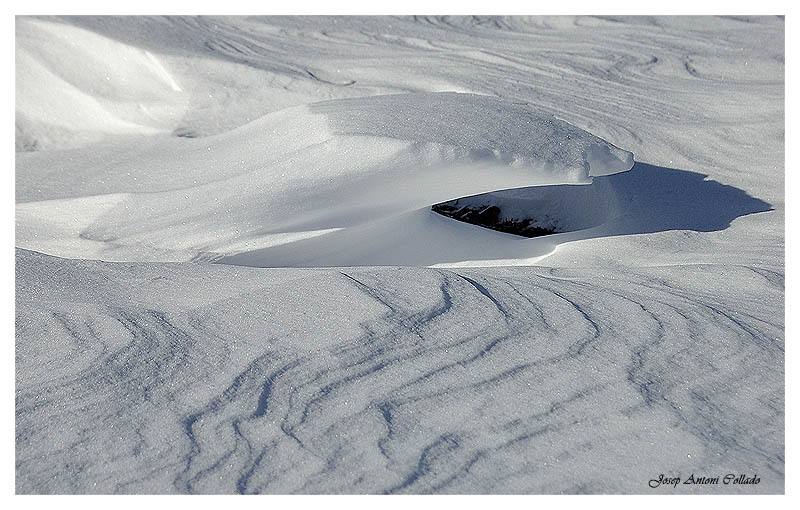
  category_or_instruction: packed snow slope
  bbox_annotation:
[15,16,783,494]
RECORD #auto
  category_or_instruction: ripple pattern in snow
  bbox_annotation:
[15,249,784,494]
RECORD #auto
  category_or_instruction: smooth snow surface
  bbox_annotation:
[16,18,186,150]
[15,15,783,494]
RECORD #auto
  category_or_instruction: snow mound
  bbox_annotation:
[309,93,634,179]
[15,18,186,151]
[16,92,633,267]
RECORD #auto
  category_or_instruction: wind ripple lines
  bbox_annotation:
[15,252,784,493]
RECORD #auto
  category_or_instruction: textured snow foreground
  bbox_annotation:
[15,16,783,494]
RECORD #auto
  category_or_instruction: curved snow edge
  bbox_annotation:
[584,143,635,177]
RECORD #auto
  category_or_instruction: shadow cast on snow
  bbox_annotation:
[592,161,772,236]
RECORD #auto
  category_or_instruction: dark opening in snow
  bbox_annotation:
[430,177,624,239]
[431,202,559,238]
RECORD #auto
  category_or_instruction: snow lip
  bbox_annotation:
[584,142,636,177]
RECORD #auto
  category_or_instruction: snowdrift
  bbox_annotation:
[16,18,187,151]
[17,92,633,267]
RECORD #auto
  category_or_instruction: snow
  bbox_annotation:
[17,91,633,266]
[16,18,186,150]
[15,15,783,494]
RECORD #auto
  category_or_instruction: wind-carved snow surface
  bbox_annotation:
[15,15,783,494]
